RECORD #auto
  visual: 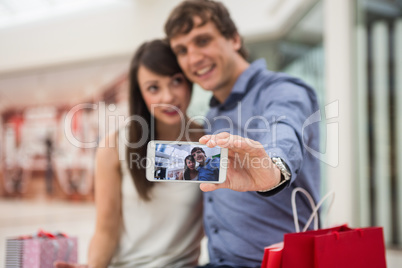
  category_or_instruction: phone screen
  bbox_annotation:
[152,143,224,182]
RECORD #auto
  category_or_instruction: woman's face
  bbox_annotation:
[138,65,191,126]
[186,159,196,170]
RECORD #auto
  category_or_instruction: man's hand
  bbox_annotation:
[199,132,281,192]
[54,262,89,268]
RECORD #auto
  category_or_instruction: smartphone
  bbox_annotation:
[146,140,228,183]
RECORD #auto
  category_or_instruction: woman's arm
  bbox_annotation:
[178,171,184,180]
[87,133,122,268]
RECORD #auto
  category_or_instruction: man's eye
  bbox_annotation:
[197,37,210,46]
[175,48,186,56]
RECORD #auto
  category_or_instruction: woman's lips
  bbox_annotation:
[162,106,180,116]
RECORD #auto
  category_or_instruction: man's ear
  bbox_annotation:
[231,33,242,51]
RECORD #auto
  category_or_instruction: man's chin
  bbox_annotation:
[193,80,214,91]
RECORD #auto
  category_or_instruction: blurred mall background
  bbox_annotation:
[0,0,401,266]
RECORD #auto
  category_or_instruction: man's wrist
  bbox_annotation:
[257,157,291,196]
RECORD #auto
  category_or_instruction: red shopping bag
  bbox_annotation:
[260,188,387,268]
[260,188,329,268]
[260,243,283,268]
[281,224,387,268]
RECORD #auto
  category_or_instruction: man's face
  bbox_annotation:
[192,150,206,165]
[169,17,242,101]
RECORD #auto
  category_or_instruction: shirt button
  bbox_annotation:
[219,258,224,263]
[214,228,219,234]
[208,197,213,202]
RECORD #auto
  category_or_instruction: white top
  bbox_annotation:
[184,169,199,181]
[109,132,204,268]
[190,173,199,181]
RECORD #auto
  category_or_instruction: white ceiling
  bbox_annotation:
[0,0,320,112]
[0,57,129,110]
[0,0,118,27]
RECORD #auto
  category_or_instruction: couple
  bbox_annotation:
[56,0,320,267]
[167,171,181,180]
[183,147,220,182]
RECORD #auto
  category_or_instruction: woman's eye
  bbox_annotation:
[148,85,158,92]
[171,76,183,86]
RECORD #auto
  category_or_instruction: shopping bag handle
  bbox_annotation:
[291,187,335,232]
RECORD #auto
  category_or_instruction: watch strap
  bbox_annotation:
[257,157,291,197]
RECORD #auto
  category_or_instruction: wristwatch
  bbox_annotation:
[258,157,291,195]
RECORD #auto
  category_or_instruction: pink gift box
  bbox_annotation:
[5,231,78,268]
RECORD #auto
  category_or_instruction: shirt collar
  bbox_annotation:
[198,157,211,168]
[209,59,267,109]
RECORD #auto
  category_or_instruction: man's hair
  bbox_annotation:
[164,0,248,59]
[191,147,206,155]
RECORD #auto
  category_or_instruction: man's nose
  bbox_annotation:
[187,46,203,66]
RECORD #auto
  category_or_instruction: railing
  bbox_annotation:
[357,17,402,247]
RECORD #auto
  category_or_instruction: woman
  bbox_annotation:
[182,155,199,181]
[55,40,204,268]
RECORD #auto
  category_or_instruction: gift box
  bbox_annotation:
[5,230,78,268]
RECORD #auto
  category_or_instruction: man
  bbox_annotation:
[165,1,320,267]
[191,147,220,181]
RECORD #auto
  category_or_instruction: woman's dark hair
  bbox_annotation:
[183,155,196,180]
[125,39,191,201]
[164,0,248,59]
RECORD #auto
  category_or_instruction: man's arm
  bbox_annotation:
[199,80,318,193]
[211,157,220,181]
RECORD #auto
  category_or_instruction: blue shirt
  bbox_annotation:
[203,59,320,267]
[198,157,220,181]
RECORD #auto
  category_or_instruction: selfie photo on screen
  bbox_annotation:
[154,144,221,182]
